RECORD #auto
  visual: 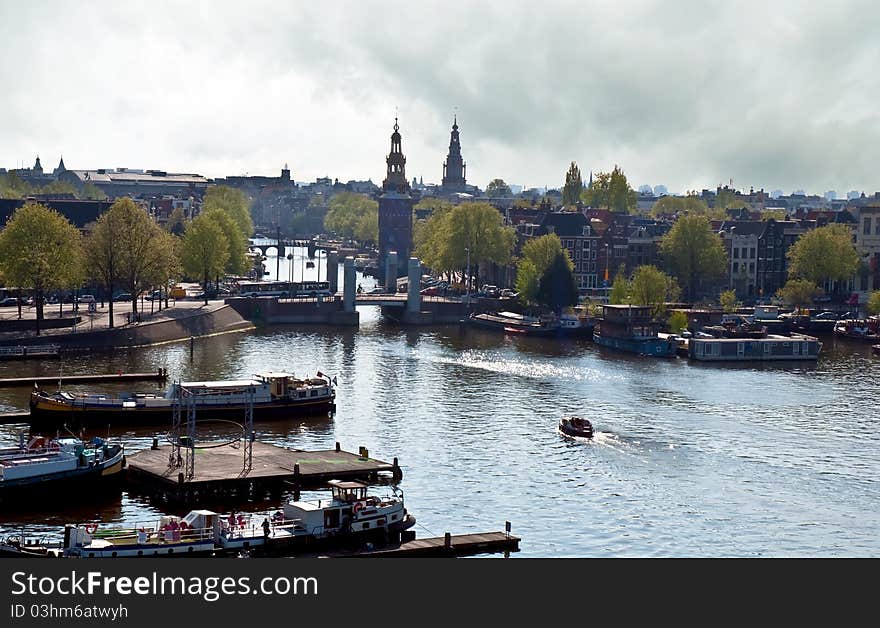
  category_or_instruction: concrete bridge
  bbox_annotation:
[227,252,470,326]
[248,238,367,260]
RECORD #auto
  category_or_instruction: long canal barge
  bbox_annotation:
[28,371,335,428]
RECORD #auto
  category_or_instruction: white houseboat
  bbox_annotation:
[689,333,821,362]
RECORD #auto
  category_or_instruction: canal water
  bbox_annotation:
[1,260,878,556]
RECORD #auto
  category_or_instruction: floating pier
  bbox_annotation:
[0,411,32,425]
[342,531,521,558]
[0,369,168,388]
[126,441,402,504]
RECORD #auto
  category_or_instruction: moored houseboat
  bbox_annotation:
[29,371,336,428]
[469,311,561,337]
[689,333,821,361]
[2,480,414,557]
[833,318,880,342]
[0,435,124,501]
[593,304,678,357]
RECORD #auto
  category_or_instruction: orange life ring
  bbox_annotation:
[353,501,365,514]
[179,521,188,530]
[85,523,98,534]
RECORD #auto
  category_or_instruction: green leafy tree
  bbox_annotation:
[719,289,741,312]
[866,290,880,315]
[777,279,820,309]
[416,202,515,289]
[668,310,688,333]
[39,181,78,196]
[323,192,378,243]
[659,214,728,301]
[515,234,572,304]
[536,252,579,311]
[0,202,83,334]
[87,198,173,319]
[79,183,108,201]
[0,172,33,199]
[202,208,249,276]
[714,187,746,211]
[761,209,787,221]
[165,206,188,236]
[650,195,726,219]
[181,215,230,305]
[629,265,680,317]
[202,186,253,238]
[582,166,636,213]
[414,198,453,215]
[608,270,631,304]
[787,224,859,287]
[485,179,512,198]
[561,161,583,207]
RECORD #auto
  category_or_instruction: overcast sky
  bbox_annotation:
[2,1,879,195]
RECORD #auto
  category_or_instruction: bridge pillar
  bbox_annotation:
[327,251,339,293]
[343,257,356,313]
[384,251,398,293]
[407,257,421,314]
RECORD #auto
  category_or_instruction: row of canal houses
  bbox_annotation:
[497,201,880,308]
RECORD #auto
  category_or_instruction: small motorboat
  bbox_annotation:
[559,416,594,438]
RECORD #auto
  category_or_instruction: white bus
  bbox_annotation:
[236,281,332,298]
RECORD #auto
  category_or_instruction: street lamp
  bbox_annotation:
[287,253,293,283]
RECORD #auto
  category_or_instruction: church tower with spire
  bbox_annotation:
[378,118,414,281]
[441,116,467,193]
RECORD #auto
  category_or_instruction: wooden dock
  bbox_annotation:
[320,531,521,558]
[0,410,31,425]
[126,441,402,503]
[0,369,168,388]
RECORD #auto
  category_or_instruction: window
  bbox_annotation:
[734,248,740,259]
[864,217,872,235]
[733,262,739,273]
[749,263,755,273]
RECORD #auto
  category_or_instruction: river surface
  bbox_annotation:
[1,257,879,557]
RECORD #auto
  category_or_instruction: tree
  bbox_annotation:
[787,224,859,287]
[181,215,229,305]
[714,187,746,211]
[582,166,636,213]
[609,270,630,304]
[536,252,579,311]
[629,265,680,317]
[0,202,83,334]
[650,195,725,219]
[79,183,108,201]
[777,279,820,309]
[87,198,173,320]
[414,198,453,215]
[202,207,249,276]
[866,290,880,316]
[760,208,787,221]
[668,310,688,333]
[0,172,33,199]
[719,289,741,312]
[39,181,78,196]
[659,214,728,301]
[485,179,512,198]
[415,202,515,289]
[165,206,187,236]
[323,192,378,243]
[561,162,583,207]
[515,234,572,304]
[202,186,253,238]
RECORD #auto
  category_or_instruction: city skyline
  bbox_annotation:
[2,1,879,195]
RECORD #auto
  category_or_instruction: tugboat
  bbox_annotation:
[29,371,336,428]
[1,480,414,557]
[559,416,594,439]
[0,435,124,502]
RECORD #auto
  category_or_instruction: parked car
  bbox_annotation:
[420,286,442,296]
[78,294,96,304]
[366,287,385,295]
[145,290,164,301]
[812,311,838,320]
[0,297,19,307]
[500,289,518,298]
[113,293,133,302]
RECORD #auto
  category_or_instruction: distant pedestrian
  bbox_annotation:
[262,518,271,539]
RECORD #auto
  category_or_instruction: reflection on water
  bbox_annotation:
[1,317,879,556]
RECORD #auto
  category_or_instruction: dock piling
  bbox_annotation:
[335,441,340,452]
[444,532,451,549]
